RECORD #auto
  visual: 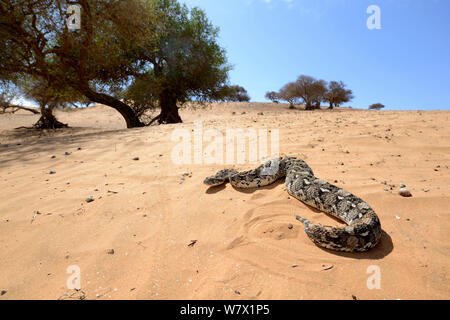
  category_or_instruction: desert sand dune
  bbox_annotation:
[0,103,449,299]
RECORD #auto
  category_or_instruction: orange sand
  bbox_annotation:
[0,103,448,299]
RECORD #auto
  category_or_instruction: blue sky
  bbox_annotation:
[182,0,450,110]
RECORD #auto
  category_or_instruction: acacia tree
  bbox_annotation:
[324,81,354,109]
[369,103,385,110]
[218,85,250,102]
[123,1,230,124]
[309,79,328,109]
[293,75,327,110]
[277,82,298,108]
[18,76,91,128]
[265,91,279,103]
[0,0,230,127]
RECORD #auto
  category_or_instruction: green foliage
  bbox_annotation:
[214,85,250,102]
[0,0,231,126]
[117,0,232,123]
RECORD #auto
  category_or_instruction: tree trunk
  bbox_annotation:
[305,102,314,110]
[80,86,145,128]
[34,104,68,129]
[314,101,321,109]
[158,91,182,124]
[329,102,334,109]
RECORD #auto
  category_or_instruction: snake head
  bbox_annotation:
[203,176,226,187]
[204,169,239,187]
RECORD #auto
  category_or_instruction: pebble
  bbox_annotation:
[65,152,71,156]
[287,224,293,230]
[133,157,139,161]
[49,170,56,174]
[399,188,412,197]
[1,290,6,296]
[86,196,95,203]
[400,183,406,188]
[107,249,115,255]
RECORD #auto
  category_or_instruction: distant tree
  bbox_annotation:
[265,91,279,103]
[0,79,17,112]
[292,75,327,110]
[369,103,385,110]
[0,79,40,114]
[324,81,354,109]
[218,85,250,102]
[277,82,298,108]
[310,79,328,110]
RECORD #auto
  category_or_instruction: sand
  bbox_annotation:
[0,103,449,300]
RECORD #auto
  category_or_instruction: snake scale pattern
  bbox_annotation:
[204,157,382,252]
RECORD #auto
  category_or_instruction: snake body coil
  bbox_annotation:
[204,157,382,252]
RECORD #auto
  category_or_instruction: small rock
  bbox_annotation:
[49,170,56,174]
[287,224,293,230]
[395,215,401,220]
[133,157,139,161]
[399,188,412,197]
[234,290,241,295]
[51,155,56,159]
[352,295,358,300]
[86,196,95,203]
[77,147,82,150]
[65,152,71,156]
[107,249,115,255]
[400,183,406,188]
[322,265,334,271]
[291,264,298,268]
[1,290,6,296]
